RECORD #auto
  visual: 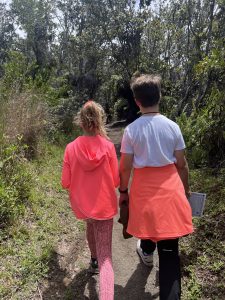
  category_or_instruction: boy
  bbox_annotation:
[119,74,193,300]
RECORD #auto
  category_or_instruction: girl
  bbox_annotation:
[61,101,119,300]
[119,74,193,300]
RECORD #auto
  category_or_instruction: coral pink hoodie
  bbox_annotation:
[61,135,119,220]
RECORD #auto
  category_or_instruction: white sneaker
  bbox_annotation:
[136,239,153,267]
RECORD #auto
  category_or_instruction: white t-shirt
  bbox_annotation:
[120,114,185,168]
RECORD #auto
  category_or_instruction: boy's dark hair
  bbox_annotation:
[130,74,161,107]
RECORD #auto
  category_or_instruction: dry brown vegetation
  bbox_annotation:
[3,91,48,159]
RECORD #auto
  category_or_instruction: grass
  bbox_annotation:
[0,141,84,299]
[181,168,225,300]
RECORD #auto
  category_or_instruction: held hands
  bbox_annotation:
[119,192,129,207]
[118,189,132,239]
[118,188,129,224]
[185,189,191,199]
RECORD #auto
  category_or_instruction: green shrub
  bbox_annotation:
[52,91,88,134]
[177,98,225,168]
[0,139,32,227]
[113,98,128,120]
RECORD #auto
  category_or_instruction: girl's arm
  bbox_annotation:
[109,145,120,187]
[61,147,71,189]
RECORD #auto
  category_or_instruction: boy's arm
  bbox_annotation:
[61,147,71,189]
[174,149,190,198]
[119,153,133,205]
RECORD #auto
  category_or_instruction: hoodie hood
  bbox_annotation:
[74,136,107,171]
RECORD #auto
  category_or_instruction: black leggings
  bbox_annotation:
[141,239,181,300]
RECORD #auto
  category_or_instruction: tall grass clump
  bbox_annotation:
[3,90,48,159]
[0,89,48,228]
[0,52,48,227]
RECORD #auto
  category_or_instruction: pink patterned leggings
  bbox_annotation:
[86,219,114,300]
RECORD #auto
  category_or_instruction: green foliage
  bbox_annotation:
[0,3,15,73]
[114,98,129,120]
[183,265,202,300]
[177,41,225,167]
[1,0,223,167]
[177,85,225,168]
[1,51,29,95]
[181,169,225,299]
[177,112,208,167]
[0,52,59,158]
[1,51,60,104]
[51,91,87,134]
[0,139,32,227]
[195,48,225,76]
[0,142,80,299]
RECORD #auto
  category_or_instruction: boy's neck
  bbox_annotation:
[140,104,160,114]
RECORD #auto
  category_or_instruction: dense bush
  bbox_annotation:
[51,92,87,134]
[177,107,225,168]
[113,98,129,121]
[177,88,225,168]
[0,139,32,227]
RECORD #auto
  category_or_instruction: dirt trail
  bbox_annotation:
[36,126,159,300]
[109,126,159,300]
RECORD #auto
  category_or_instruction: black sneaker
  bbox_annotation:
[88,258,99,274]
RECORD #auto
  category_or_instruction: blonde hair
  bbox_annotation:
[75,101,108,138]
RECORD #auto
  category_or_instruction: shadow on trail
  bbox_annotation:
[41,250,98,300]
[62,270,98,300]
[41,250,159,299]
[115,263,159,300]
